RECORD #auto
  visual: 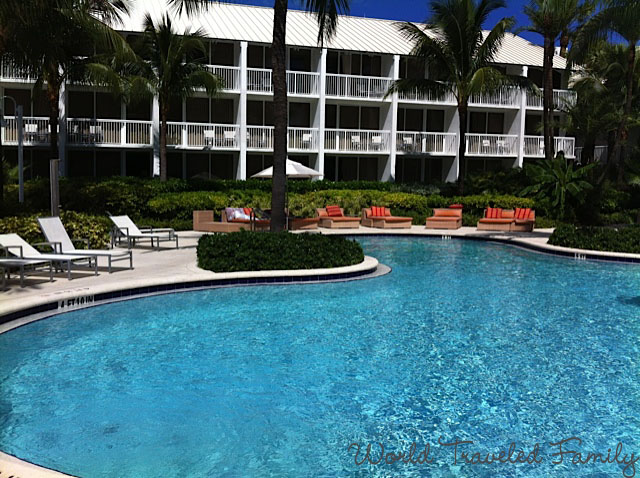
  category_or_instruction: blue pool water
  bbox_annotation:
[1,237,640,478]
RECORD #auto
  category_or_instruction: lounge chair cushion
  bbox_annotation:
[515,207,532,220]
[478,218,513,224]
[371,206,386,217]
[326,205,343,217]
[243,207,253,216]
[226,207,250,221]
[326,216,359,222]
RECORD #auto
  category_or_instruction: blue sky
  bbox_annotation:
[229,0,541,45]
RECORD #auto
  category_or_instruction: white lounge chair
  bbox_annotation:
[109,215,179,249]
[0,233,97,280]
[0,257,53,287]
[38,217,133,273]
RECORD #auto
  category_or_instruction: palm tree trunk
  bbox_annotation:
[457,102,467,194]
[543,36,555,162]
[270,0,288,232]
[160,105,168,181]
[615,43,636,185]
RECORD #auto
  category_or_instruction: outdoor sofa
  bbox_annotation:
[39,217,133,273]
[193,209,270,233]
[361,206,412,229]
[426,208,463,229]
[477,207,535,232]
[316,206,360,229]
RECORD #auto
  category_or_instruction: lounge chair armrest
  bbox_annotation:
[1,245,23,258]
[72,238,90,249]
[33,241,61,253]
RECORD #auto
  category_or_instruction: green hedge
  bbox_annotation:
[548,224,640,253]
[197,231,364,272]
[0,211,111,249]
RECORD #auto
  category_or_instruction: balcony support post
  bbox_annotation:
[152,96,160,177]
[316,48,327,179]
[58,78,67,176]
[381,54,399,182]
[237,41,248,180]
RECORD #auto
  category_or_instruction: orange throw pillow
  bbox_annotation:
[486,207,493,218]
[371,206,384,217]
[522,208,531,220]
[326,205,343,217]
[243,207,252,216]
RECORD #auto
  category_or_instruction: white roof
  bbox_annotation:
[117,1,566,69]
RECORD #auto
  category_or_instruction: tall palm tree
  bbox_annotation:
[389,0,523,192]
[572,0,640,184]
[520,0,591,162]
[0,0,129,163]
[170,0,349,232]
[122,14,222,181]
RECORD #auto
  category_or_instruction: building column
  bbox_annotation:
[152,96,160,177]
[516,65,528,168]
[58,78,67,175]
[444,108,460,182]
[237,41,248,180]
[381,54,400,181]
[316,48,327,179]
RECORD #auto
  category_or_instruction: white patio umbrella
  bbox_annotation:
[251,158,323,179]
[251,158,322,229]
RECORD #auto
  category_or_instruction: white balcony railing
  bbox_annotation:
[465,133,518,156]
[325,74,393,100]
[396,132,457,155]
[398,88,457,105]
[247,125,274,150]
[324,128,391,153]
[287,71,320,96]
[247,69,320,95]
[167,122,240,149]
[526,89,577,110]
[288,127,319,151]
[575,145,608,164]
[469,87,520,107]
[523,135,575,158]
[67,119,152,146]
[2,117,51,145]
[206,65,240,91]
[0,60,32,81]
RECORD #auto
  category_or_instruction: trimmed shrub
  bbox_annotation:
[549,224,640,253]
[197,231,364,272]
[0,211,111,249]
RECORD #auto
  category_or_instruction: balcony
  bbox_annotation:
[325,74,393,100]
[575,145,608,164]
[398,88,457,105]
[523,135,576,158]
[67,119,152,147]
[0,60,33,82]
[526,89,576,110]
[396,132,457,155]
[465,133,518,157]
[167,122,240,149]
[2,117,51,145]
[246,68,320,96]
[469,87,520,107]
[206,65,240,92]
[324,129,390,153]
[246,126,319,152]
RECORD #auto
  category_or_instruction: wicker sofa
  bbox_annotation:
[426,208,462,230]
[361,207,412,229]
[193,209,270,233]
[477,207,535,232]
[316,206,361,229]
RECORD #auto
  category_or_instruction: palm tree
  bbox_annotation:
[170,0,350,232]
[520,0,592,162]
[388,0,524,192]
[522,156,595,219]
[121,14,222,181]
[572,0,640,184]
[0,0,129,163]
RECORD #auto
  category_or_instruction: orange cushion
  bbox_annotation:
[326,205,343,217]
[371,206,385,217]
[494,208,503,218]
[243,207,252,216]
[523,208,531,220]
[486,207,493,219]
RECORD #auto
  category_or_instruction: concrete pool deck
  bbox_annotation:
[1,225,640,477]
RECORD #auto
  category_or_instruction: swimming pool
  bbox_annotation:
[1,236,639,477]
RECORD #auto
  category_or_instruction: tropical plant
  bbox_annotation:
[389,0,525,193]
[520,0,592,162]
[522,156,596,219]
[572,0,640,184]
[120,14,222,181]
[169,0,350,231]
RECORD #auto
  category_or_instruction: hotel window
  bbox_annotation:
[426,110,445,132]
[211,99,235,124]
[247,100,273,126]
[248,45,271,69]
[398,108,424,131]
[186,97,210,123]
[325,104,337,128]
[289,48,312,71]
[326,52,382,76]
[289,102,311,127]
[211,41,235,66]
[399,57,425,80]
[337,105,380,130]
[469,112,504,134]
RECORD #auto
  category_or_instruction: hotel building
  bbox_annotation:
[0,1,576,182]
